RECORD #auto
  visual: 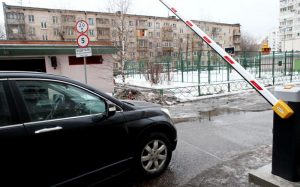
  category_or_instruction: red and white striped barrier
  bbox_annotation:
[159,0,293,119]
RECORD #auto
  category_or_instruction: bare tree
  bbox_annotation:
[240,32,260,52]
[106,0,132,83]
[0,23,6,40]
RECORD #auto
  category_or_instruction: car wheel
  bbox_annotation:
[135,133,172,178]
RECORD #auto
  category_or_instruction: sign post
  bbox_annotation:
[75,20,90,84]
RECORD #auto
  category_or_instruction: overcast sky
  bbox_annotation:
[0,0,279,40]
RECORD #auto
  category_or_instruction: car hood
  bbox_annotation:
[121,100,161,109]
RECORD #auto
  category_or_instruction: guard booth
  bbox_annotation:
[273,85,300,182]
[0,40,117,93]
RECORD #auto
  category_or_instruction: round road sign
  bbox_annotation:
[76,20,88,33]
[77,34,90,48]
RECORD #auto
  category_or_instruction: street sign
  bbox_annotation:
[76,20,88,33]
[77,34,90,48]
[159,0,294,119]
[76,47,92,58]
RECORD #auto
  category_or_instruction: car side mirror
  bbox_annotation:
[108,103,117,117]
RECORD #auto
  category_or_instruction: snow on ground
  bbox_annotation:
[115,70,300,102]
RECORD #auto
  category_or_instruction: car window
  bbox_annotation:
[16,80,106,122]
[0,82,13,126]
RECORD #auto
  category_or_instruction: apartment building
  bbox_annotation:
[267,29,281,52]
[2,2,241,69]
[279,0,300,51]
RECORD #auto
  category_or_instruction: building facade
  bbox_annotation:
[267,29,281,52]
[2,2,241,69]
[279,0,300,51]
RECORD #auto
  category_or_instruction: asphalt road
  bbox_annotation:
[104,90,274,187]
[133,91,274,187]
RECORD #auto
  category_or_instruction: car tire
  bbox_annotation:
[135,132,172,178]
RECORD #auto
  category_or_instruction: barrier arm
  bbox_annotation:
[159,0,293,119]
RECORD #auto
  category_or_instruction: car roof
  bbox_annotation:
[0,71,69,80]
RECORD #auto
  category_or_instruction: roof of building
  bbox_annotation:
[2,2,240,27]
[0,40,118,56]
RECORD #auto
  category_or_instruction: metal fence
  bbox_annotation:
[122,50,300,97]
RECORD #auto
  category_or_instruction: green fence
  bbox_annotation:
[124,50,300,85]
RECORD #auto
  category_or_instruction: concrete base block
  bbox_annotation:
[249,164,300,187]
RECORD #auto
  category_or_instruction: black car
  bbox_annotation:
[0,71,177,187]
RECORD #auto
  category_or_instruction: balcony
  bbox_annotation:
[97,27,111,40]
[162,47,174,52]
[63,35,76,40]
[233,30,241,36]
[162,34,173,41]
[7,33,26,40]
[234,39,240,44]
[136,20,148,30]
[61,15,76,26]
[97,35,111,40]
[6,19,25,25]
[136,30,148,39]
[61,21,75,27]
[137,47,148,52]
[96,18,110,26]
[162,26,173,32]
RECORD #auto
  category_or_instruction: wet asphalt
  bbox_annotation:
[106,90,274,186]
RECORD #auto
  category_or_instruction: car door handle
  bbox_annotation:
[35,126,63,134]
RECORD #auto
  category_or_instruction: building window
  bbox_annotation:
[54,28,59,36]
[28,15,34,22]
[69,56,103,65]
[64,27,74,35]
[42,34,48,40]
[149,42,153,49]
[172,23,176,29]
[156,22,160,29]
[130,52,135,58]
[41,22,47,29]
[53,16,58,24]
[138,40,148,47]
[180,28,184,33]
[129,20,134,26]
[28,27,35,36]
[148,22,153,27]
[89,29,94,36]
[130,42,135,48]
[111,19,116,26]
[156,32,160,37]
[89,18,94,25]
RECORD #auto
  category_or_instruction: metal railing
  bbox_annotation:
[120,50,300,98]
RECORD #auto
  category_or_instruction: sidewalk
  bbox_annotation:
[180,145,272,187]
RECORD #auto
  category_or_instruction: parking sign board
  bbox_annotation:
[76,47,92,58]
[76,20,88,33]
